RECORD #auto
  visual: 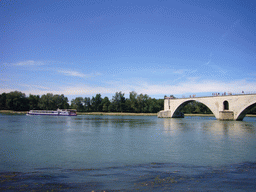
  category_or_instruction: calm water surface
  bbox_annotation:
[1,114,256,191]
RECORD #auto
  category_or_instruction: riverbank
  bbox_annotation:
[1,110,256,117]
[77,112,157,116]
[0,110,27,115]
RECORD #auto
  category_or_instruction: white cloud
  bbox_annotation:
[1,59,255,99]
[57,70,89,78]
[9,60,102,79]
[19,84,50,90]
[14,60,44,66]
[62,85,116,95]
[173,69,187,74]
[52,79,256,98]
[171,69,198,83]
[57,70,102,79]
[138,79,256,96]
[1,79,255,101]
[0,88,17,94]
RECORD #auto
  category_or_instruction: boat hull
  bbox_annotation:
[27,109,77,116]
[27,113,76,116]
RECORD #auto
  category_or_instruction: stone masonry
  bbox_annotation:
[158,94,256,121]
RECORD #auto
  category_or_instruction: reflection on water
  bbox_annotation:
[1,162,256,191]
[163,116,255,137]
[161,116,256,166]
[0,114,256,191]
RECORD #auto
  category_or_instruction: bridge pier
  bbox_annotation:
[157,110,172,118]
[157,110,184,118]
[218,111,234,121]
[157,110,235,120]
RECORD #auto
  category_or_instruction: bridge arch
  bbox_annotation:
[172,99,217,119]
[236,101,256,121]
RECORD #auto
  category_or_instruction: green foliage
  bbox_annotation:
[71,97,84,112]
[91,94,103,112]
[84,97,92,112]
[67,91,164,113]
[0,91,214,114]
[128,91,138,112]
[124,92,164,113]
[6,91,29,111]
[248,105,256,114]
[38,93,53,110]
[111,92,126,112]
[0,91,69,111]
[1,91,255,115]
[101,97,110,112]
[181,101,212,114]
[38,93,69,110]
[28,94,40,110]
[54,94,69,109]
[0,93,7,110]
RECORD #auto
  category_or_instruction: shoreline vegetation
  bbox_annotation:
[1,110,256,117]
[1,91,256,115]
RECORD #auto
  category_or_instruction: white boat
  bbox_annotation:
[27,109,77,116]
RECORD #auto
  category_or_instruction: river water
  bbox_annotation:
[1,114,256,191]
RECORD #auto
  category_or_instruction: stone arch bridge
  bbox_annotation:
[158,94,256,121]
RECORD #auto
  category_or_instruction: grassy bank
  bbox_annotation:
[0,110,157,116]
[184,113,214,117]
[77,112,157,116]
[1,110,256,117]
[0,110,28,115]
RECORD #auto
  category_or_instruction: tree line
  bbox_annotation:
[1,91,256,114]
[70,91,164,113]
[0,91,69,111]
[0,91,164,113]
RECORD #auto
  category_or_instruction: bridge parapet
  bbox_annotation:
[165,92,256,100]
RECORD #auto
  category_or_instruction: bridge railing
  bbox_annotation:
[165,91,256,99]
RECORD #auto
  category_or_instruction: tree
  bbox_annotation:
[0,93,7,110]
[91,94,103,112]
[181,101,212,114]
[38,93,55,110]
[101,97,110,112]
[129,91,138,112]
[38,93,69,110]
[197,102,212,114]
[125,99,133,112]
[248,106,256,114]
[28,94,40,110]
[84,97,92,112]
[108,103,114,112]
[181,102,195,114]
[111,92,126,112]
[52,94,69,109]
[137,93,149,113]
[71,97,84,112]
[148,98,162,113]
[156,98,164,111]
[6,91,29,111]
[125,91,164,113]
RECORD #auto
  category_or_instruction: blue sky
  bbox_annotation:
[1,0,256,101]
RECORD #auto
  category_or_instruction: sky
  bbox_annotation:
[1,0,256,101]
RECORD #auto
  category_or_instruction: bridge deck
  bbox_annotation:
[165,93,256,100]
